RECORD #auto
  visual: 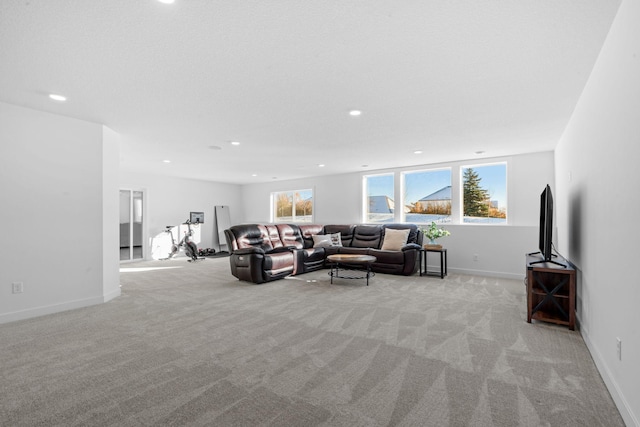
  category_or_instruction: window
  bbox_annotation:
[364,173,394,223]
[272,189,313,223]
[402,168,451,224]
[462,163,507,224]
[361,162,509,225]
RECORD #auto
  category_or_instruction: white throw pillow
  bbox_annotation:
[312,234,333,248]
[380,228,410,251]
[330,232,343,247]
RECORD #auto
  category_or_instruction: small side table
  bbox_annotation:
[419,248,447,278]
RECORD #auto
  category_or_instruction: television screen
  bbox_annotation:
[190,212,204,224]
[531,185,565,267]
[536,184,556,261]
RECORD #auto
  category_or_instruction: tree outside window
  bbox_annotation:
[462,163,507,224]
[272,189,313,223]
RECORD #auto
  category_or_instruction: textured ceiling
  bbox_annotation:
[0,0,621,183]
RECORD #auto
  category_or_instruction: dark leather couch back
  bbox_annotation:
[265,225,284,250]
[323,224,355,246]
[298,224,324,248]
[383,223,422,246]
[226,224,274,252]
[276,224,304,249]
[352,224,383,248]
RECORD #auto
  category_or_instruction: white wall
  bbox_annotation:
[240,151,554,278]
[0,102,119,323]
[119,170,243,254]
[102,127,121,300]
[555,0,640,424]
[241,173,362,224]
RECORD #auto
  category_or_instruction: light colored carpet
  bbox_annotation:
[0,257,624,426]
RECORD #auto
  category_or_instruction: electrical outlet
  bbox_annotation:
[12,282,23,294]
[473,254,479,261]
[616,337,622,361]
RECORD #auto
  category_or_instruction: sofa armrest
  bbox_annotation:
[229,250,266,283]
[402,243,421,252]
[267,246,296,254]
[234,247,266,255]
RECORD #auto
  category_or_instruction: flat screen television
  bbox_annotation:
[539,184,553,261]
[531,184,565,267]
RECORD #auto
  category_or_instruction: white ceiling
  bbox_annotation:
[0,1,621,184]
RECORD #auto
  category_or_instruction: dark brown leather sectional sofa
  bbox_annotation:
[224,223,423,284]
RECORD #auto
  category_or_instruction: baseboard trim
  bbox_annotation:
[103,287,121,303]
[447,267,525,281]
[580,325,638,427]
[0,294,110,325]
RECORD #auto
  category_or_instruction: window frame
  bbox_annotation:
[363,173,395,223]
[401,167,452,224]
[270,188,314,223]
[460,161,508,225]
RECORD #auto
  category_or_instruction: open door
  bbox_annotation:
[120,189,144,261]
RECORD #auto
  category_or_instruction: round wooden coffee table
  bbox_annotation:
[326,254,376,286]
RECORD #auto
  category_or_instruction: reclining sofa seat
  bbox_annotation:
[224,224,296,283]
[276,223,325,275]
[225,223,423,284]
[325,224,422,275]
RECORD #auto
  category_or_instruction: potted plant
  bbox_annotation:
[421,221,451,247]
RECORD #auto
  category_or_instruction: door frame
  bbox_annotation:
[119,188,147,262]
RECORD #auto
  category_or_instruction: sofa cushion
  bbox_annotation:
[369,247,419,275]
[323,246,341,257]
[229,224,274,252]
[336,247,371,256]
[263,251,294,278]
[370,248,405,264]
[312,234,333,247]
[291,246,326,275]
[324,225,355,247]
[380,228,410,251]
[299,224,324,248]
[352,225,383,248]
[384,223,421,245]
[276,224,304,249]
[265,224,284,249]
[302,247,326,266]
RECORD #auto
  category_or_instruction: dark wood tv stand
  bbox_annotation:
[526,254,576,330]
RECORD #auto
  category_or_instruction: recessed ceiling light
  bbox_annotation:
[208,145,222,150]
[251,174,258,177]
[230,141,240,146]
[163,160,171,163]
[49,94,67,102]
[318,164,325,167]
[414,150,423,154]
[349,110,362,116]
[157,0,175,4]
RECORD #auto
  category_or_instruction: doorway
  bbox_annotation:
[120,189,144,261]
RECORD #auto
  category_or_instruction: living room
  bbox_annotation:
[1,1,639,425]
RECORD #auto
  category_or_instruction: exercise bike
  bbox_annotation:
[180,220,202,262]
[152,220,203,261]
